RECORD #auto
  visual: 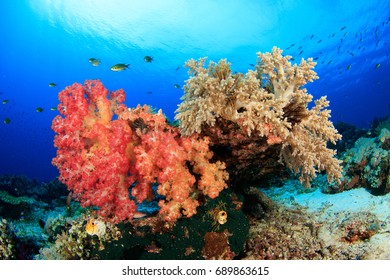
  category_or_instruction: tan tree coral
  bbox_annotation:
[175,46,342,186]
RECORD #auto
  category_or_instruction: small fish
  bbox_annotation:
[299,50,303,55]
[49,83,57,87]
[375,63,380,69]
[133,212,147,219]
[298,46,303,50]
[2,99,9,105]
[50,107,57,111]
[3,118,11,124]
[175,66,180,71]
[313,57,318,61]
[332,33,335,37]
[376,40,380,47]
[146,91,152,94]
[310,34,314,39]
[66,192,72,208]
[173,84,180,89]
[340,26,347,31]
[144,56,153,62]
[347,51,354,56]
[286,43,295,50]
[317,40,322,43]
[249,63,255,67]
[111,63,130,71]
[36,107,44,113]
[88,58,101,66]
[347,65,351,70]
[327,60,333,65]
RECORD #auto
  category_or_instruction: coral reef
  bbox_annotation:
[34,189,248,260]
[370,115,390,136]
[37,214,121,260]
[98,189,249,260]
[332,121,368,154]
[0,175,80,259]
[175,47,342,187]
[324,128,390,195]
[244,204,388,260]
[317,210,388,259]
[52,80,228,224]
[0,190,43,220]
[0,175,68,205]
[0,219,16,259]
[244,207,326,260]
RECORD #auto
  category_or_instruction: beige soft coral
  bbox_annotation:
[175,46,342,186]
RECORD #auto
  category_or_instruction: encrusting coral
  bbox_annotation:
[176,47,342,186]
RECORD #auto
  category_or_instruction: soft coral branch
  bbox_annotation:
[52,80,228,224]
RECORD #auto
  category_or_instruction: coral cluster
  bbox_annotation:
[51,47,343,228]
[244,204,387,260]
[37,214,122,260]
[244,207,326,260]
[52,80,228,223]
[324,128,390,195]
[0,219,15,259]
[176,47,342,186]
[99,189,249,260]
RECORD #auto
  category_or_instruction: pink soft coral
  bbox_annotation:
[52,80,228,223]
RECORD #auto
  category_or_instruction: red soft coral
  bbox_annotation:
[52,80,137,223]
[52,80,228,224]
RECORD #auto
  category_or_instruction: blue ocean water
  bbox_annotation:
[0,0,389,182]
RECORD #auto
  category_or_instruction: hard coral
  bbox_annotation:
[176,47,342,186]
[325,131,390,195]
[52,80,228,224]
[0,219,16,259]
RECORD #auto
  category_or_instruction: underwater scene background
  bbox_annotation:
[0,0,389,260]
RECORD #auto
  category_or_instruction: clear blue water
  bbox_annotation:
[0,0,389,181]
